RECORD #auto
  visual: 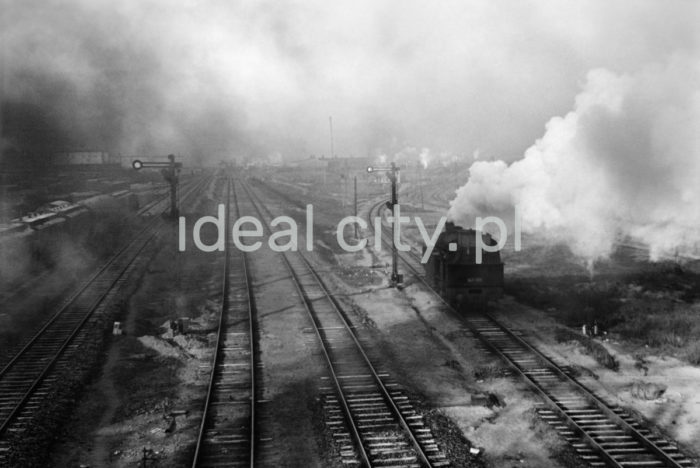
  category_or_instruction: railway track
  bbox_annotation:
[192,177,257,468]
[0,178,196,309]
[369,200,696,468]
[0,175,211,463]
[242,180,449,468]
[136,177,197,217]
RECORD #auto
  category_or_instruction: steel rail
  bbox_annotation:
[191,176,257,468]
[368,199,692,468]
[298,252,434,468]
[240,181,372,467]
[191,177,234,466]
[0,175,209,381]
[0,175,211,441]
[242,181,438,468]
[0,233,155,437]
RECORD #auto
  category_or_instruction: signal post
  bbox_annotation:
[132,154,182,218]
[367,162,402,287]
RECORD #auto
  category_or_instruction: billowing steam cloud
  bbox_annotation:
[448,54,700,262]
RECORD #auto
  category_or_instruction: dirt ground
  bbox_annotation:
[272,165,700,466]
[259,171,583,468]
[491,298,700,460]
[45,165,700,467]
[331,243,583,467]
[51,178,336,468]
[0,208,145,364]
[391,165,700,462]
[236,184,337,468]
[50,181,227,467]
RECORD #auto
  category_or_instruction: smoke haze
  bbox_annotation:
[1,0,697,166]
[3,0,699,262]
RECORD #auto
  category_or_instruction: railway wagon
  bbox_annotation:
[424,222,504,308]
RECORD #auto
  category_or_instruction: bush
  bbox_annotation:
[554,327,619,371]
[611,300,697,348]
[473,364,509,380]
[555,327,581,343]
[686,342,700,366]
[586,338,619,371]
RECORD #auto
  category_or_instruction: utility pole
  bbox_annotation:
[418,160,425,210]
[0,172,7,224]
[329,116,334,159]
[344,173,348,208]
[367,162,402,287]
[353,175,358,239]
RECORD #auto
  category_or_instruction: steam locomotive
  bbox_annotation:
[424,222,504,308]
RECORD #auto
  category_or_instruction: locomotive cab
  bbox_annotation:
[424,222,504,309]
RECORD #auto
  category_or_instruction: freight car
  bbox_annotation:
[424,222,504,308]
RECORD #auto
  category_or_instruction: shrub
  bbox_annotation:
[686,342,700,366]
[554,327,619,371]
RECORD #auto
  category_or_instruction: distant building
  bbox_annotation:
[52,151,112,165]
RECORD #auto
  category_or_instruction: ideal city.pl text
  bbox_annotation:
[178,204,522,264]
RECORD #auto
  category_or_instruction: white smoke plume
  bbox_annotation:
[386,146,436,169]
[447,54,700,263]
[418,148,431,169]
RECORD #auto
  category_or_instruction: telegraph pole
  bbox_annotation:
[329,116,334,158]
[341,173,346,208]
[353,175,358,239]
[418,160,425,210]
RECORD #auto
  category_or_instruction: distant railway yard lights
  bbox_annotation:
[367,162,403,287]
[132,154,182,218]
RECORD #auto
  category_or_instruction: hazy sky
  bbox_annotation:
[1,0,697,164]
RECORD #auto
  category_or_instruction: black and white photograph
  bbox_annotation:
[1,1,699,467]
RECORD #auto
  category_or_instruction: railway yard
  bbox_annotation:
[5,0,700,465]
[0,163,697,468]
